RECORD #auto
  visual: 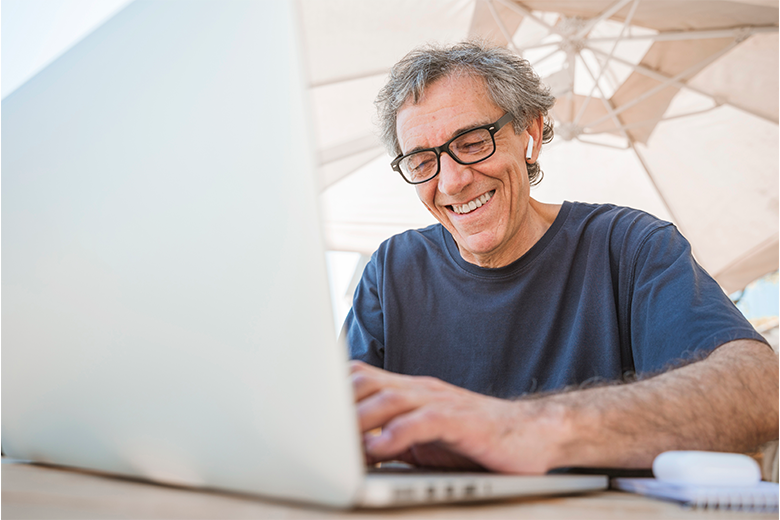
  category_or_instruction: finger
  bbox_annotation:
[349,360,389,376]
[362,436,416,466]
[349,360,372,373]
[350,362,413,401]
[351,370,385,401]
[364,406,450,460]
[356,387,421,432]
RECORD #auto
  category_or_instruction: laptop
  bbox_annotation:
[1,0,606,508]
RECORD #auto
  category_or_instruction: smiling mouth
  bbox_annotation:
[450,190,495,215]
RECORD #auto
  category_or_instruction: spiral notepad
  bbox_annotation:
[613,478,779,512]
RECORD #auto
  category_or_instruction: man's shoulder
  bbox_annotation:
[370,223,450,269]
[566,201,673,238]
[376,223,444,252]
[558,202,700,285]
[568,201,668,223]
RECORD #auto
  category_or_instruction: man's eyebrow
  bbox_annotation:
[404,119,494,154]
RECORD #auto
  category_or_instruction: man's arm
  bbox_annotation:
[352,339,778,473]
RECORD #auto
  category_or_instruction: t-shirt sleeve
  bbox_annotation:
[340,253,385,367]
[627,223,767,375]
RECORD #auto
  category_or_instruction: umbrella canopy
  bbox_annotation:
[302,0,779,294]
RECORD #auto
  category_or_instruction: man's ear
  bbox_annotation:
[525,114,544,164]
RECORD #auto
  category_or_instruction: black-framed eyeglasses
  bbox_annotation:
[391,113,514,185]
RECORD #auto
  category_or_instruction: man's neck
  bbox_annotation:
[458,198,562,268]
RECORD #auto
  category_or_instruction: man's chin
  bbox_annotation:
[452,235,504,266]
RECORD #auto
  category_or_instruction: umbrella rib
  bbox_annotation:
[319,150,385,192]
[588,26,777,44]
[582,46,723,133]
[575,137,629,150]
[582,39,741,130]
[318,135,382,165]
[515,40,561,53]
[576,51,629,138]
[582,104,721,135]
[577,56,689,238]
[486,0,522,54]
[573,0,640,127]
[718,100,778,124]
[602,98,687,233]
[628,142,688,237]
[710,233,780,283]
[573,0,635,41]
[528,45,563,69]
[585,43,777,123]
[566,49,577,122]
[492,0,560,34]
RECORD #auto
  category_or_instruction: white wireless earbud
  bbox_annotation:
[526,135,534,160]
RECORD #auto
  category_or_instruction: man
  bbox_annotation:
[343,41,778,474]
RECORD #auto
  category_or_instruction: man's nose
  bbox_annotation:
[437,152,474,196]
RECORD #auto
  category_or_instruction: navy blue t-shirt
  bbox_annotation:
[343,202,765,399]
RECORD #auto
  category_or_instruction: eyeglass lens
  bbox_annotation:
[399,127,494,183]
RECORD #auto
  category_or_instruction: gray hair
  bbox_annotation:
[375,40,555,185]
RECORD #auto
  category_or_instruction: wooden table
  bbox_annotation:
[3,460,774,519]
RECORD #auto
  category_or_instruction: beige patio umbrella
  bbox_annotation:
[302,0,779,294]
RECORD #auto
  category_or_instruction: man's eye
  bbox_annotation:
[463,139,488,150]
[453,132,491,156]
[412,159,433,171]
[457,138,489,152]
[408,155,434,172]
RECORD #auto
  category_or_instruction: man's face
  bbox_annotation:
[396,74,536,267]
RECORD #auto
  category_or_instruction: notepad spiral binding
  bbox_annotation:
[612,478,779,513]
[686,491,778,513]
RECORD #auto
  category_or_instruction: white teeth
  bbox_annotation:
[453,191,494,214]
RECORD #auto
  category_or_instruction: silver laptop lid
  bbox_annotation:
[2,0,364,508]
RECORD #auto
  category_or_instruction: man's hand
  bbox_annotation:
[350,360,570,473]
[351,340,778,473]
